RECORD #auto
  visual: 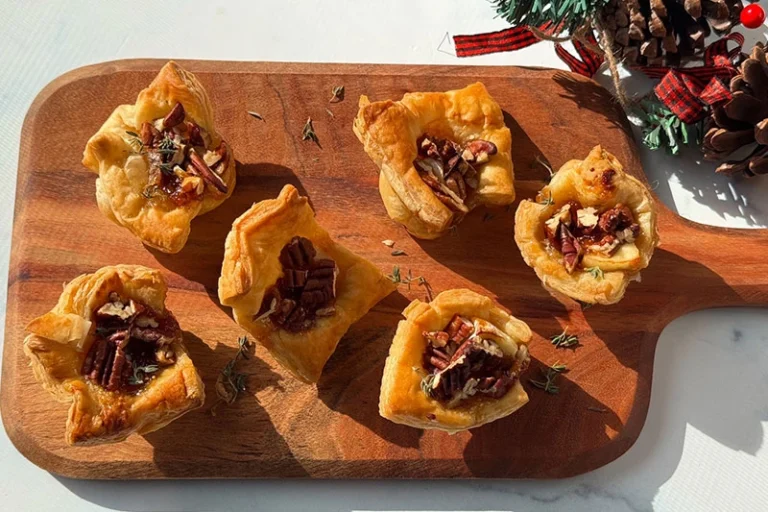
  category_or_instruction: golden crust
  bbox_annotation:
[379,289,532,433]
[353,82,514,239]
[23,265,205,446]
[514,146,659,305]
[218,184,397,383]
[82,61,236,253]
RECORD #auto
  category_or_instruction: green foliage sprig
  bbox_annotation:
[493,0,609,34]
[635,97,702,156]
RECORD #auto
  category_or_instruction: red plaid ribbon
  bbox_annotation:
[454,26,541,57]
[454,25,603,77]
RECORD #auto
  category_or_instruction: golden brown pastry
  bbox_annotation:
[515,146,659,305]
[23,265,205,445]
[353,82,514,239]
[218,184,397,383]
[379,289,531,433]
[83,61,236,253]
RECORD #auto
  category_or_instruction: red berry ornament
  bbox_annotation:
[741,4,766,29]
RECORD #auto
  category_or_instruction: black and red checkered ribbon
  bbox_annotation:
[453,28,744,122]
[453,25,603,77]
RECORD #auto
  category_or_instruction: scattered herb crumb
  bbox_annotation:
[550,328,579,348]
[329,85,345,103]
[587,406,608,413]
[247,111,265,121]
[578,300,594,310]
[391,249,406,256]
[326,108,335,119]
[211,336,252,415]
[382,240,396,248]
[302,117,320,146]
[125,130,144,153]
[483,212,495,223]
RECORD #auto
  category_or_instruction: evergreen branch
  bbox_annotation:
[492,0,609,34]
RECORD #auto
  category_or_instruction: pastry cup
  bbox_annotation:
[23,265,205,446]
[514,145,659,305]
[379,289,532,433]
[218,184,397,383]
[354,82,514,239]
[82,61,236,253]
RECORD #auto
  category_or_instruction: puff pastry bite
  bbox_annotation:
[379,289,531,433]
[353,82,514,239]
[515,146,659,305]
[23,265,205,445]
[218,184,396,383]
[83,61,236,253]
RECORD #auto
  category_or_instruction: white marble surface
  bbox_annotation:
[0,1,766,511]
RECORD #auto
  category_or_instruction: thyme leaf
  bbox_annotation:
[326,108,335,119]
[302,117,320,146]
[483,212,495,222]
[128,364,159,386]
[391,249,406,256]
[387,265,402,284]
[247,111,265,121]
[550,328,579,348]
[329,85,345,103]
[585,266,604,280]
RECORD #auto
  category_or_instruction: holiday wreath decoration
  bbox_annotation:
[454,0,768,177]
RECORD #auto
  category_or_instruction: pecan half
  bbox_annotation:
[259,237,338,332]
[559,225,583,273]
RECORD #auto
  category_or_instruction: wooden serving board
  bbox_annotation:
[2,60,767,480]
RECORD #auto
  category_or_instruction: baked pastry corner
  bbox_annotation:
[514,145,659,305]
[82,61,236,253]
[23,265,205,445]
[354,82,514,239]
[218,184,396,383]
[380,289,531,433]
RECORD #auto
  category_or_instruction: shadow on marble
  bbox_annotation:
[149,161,309,317]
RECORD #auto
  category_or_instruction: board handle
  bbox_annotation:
[653,208,768,312]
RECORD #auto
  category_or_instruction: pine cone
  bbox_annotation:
[703,44,768,177]
[601,0,743,67]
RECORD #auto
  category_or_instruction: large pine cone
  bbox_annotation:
[601,0,743,67]
[703,44,768,177]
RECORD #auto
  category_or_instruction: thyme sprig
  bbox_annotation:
[533,154,555,182]
[387,266,434,301]
[157,134,177,155]
[212,336,252,415]
[125,131,145,153]
[529,362,568,395]
[550,328,579,348]
[329,85,345,103]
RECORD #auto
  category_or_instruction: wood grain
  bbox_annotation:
[2,60,767,479]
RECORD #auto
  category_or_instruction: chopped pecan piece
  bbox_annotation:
[188,149,228,194]
[163,102,186,129]
[81,295,180,392]
[421,315,521,406]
